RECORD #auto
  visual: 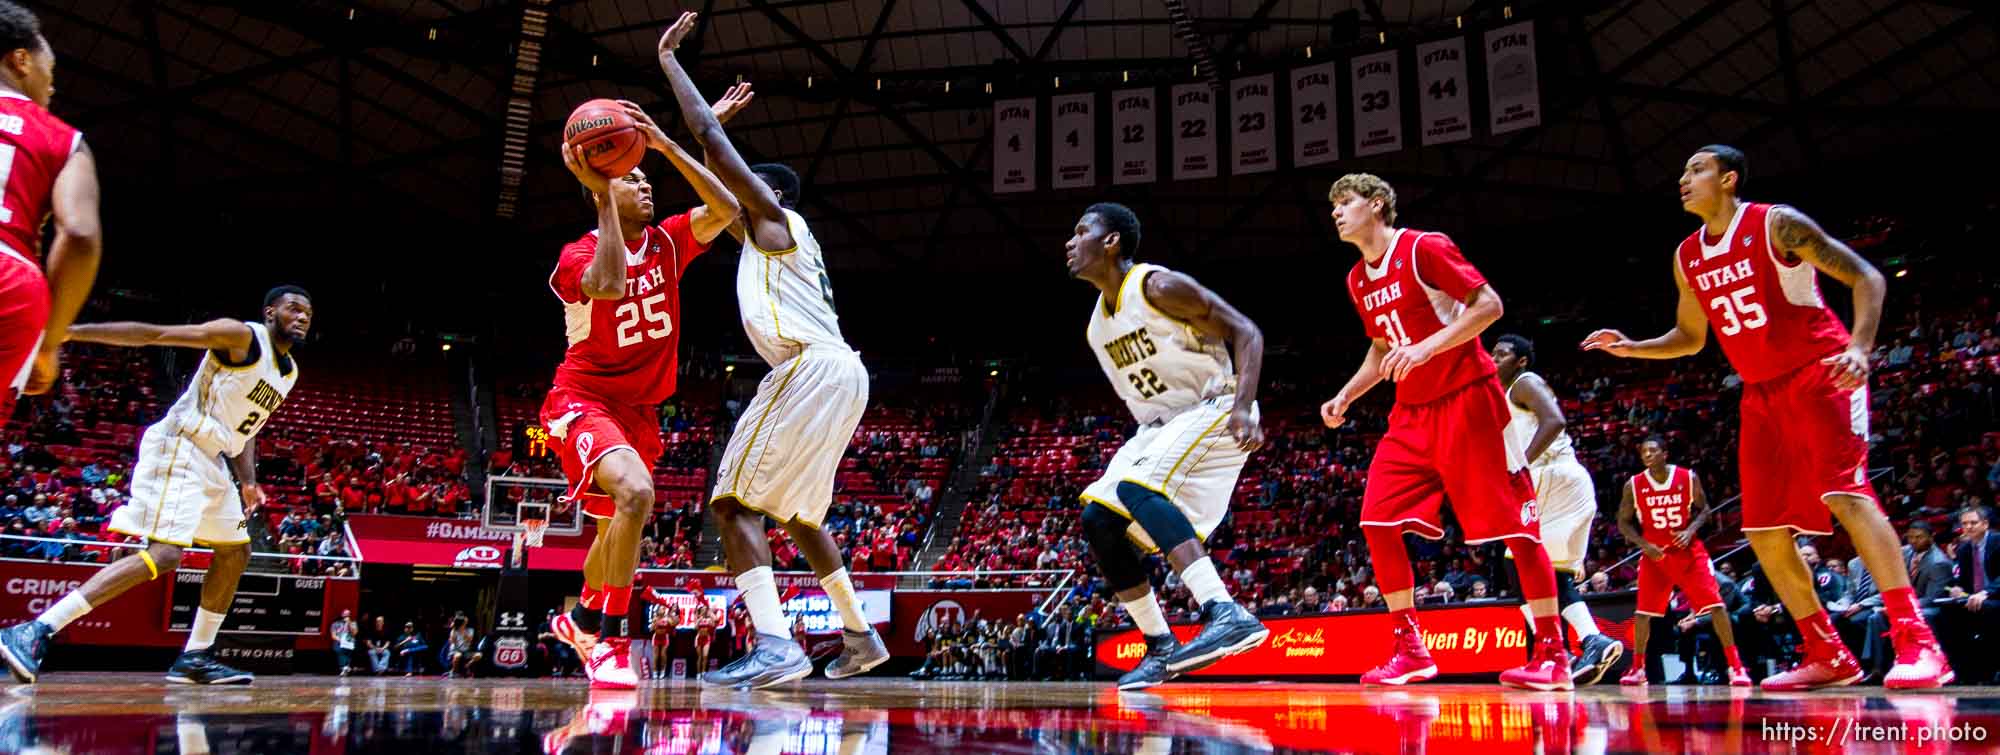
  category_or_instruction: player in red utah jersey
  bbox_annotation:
[0,1,101,427]
[542,99,741,689]
[1583,144,1950,690]
[1320,173,1572,690]
[1614,436,1750,687]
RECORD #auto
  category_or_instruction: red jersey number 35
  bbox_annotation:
[1708,286,1769,337]
[616,292,673,347]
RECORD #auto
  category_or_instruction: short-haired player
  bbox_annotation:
[658,13,889,689]
[1,287,314,685]
[0,0,101,427]
[1614,436,1751,686]
[541,93,740,689]
[1322,173,1572,690]
[1065,201,1270,690]
[1492,334,1625,684]
[1583,145,1951,690]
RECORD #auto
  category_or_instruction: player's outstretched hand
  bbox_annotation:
[560,142,611,197]
[1579,329,1637,357]
[1228,405,1263,452]
[1820,346,1870,390]
[618,100,675,154]
[23,346,58,396]
[1319,395,1350,429]
[712,82,755,125]
[1381,341,1435,382]
[658,11,698,59]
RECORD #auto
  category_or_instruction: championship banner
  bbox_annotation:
[1229,74,1276,175]
[1289,62,1340,167]
[1350,49,1404,156]
[992,97,1037,193]
[1485,21,1542,133]
[1169,83,1217,180]
[343,514,591,571]
[1049,92,1096,189]
[1417,36,1472,145]
[1110,88,1157,184]
[886,589,1047,657]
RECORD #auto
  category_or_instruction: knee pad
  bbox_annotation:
[1115,481,1197,552]
[1555,570,1583,608]
[1081,502,1149,593]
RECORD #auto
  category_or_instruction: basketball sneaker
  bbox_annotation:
[1883,619,1955,689]
[1500,637,1574,691]
[542,688,637,753]
[586,639,638,690]
[0,621,52,684]
[1163,600,1268,674]
[1570,634,1624,686]
[551,613,599,681]
[1117,633,1182,691]
[1619,663,1648,687]
[823,627,890,680]
[165,649,254,685]
[1760,644,1863,691]
[1726,665,1753,687]
[702,633,811,690]
[1360,627,1438,686]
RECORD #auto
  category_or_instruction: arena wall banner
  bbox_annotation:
[1049,92,1096,189]
[1096,596,1633,679]
[1289,62,1341,167]
[1416,36,1472,145]
[1169,83,1218,180]
[1228,74,1276,175]
[1110,88,1157,184]
[992,97,1037,193]
[1350,48,1405,156]
[1484,20,1542,133]
[343,514,591,570]
[886,589,1048,657]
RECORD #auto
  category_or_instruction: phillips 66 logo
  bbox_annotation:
[495,637,529,669]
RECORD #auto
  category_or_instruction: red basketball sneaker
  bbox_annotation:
[1500,637,1575,691]
[1760,644,1863,691]
[1360,628,1438,686]
[1619,663,1648,687]
[588,639,639,690]
[1883,620,1955,690]
[1727,665,1753,687]
[551,613,600,681]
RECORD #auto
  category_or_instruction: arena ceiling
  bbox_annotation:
[41,0,2000,274]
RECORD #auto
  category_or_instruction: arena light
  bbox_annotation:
[1896,269,1908,278]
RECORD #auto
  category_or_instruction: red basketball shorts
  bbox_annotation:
[1359,376,1541,544]
[0,255,49,425]
[1738,359,1879,537]
[540,386,661,520]
[1635,543,1725,617]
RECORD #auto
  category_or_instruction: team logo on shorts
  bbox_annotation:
[1520,499,1540,526]
[577,432,595,460]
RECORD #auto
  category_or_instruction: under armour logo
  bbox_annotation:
[1742,235,1754,247]
[1133,457,1150,466]
[498,612,527,628]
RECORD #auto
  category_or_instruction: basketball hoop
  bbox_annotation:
[522,518,548,548]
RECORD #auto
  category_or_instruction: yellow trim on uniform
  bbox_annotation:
[107,524,193,548]
[1161,410,1230,494]
[149,436,187,536]
[765,255,786,344]
[1101,264,1146,317]
[1169,430,1228,502]
[208,323,264,373]
[138,549,159,579]
[1079,492,1132,519]
[193,537,253,547]
[722,355,807,496]
[753,212,801,257]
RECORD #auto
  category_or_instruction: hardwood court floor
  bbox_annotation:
[7,674,2000,753]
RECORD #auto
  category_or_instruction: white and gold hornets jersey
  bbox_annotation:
[156,322,298,458]
[1087,263,1235,425]
[735,208,850,367]
[1503,370,1575,467]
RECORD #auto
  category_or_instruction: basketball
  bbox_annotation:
[563,98,645,178]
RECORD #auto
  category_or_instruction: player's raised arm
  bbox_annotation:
[1679,471,1711,548]
[560,142,627,301]
[1771,205,1885,390]
[1509,372,1568,464]
[67,318,254,362]
[1142,270,1265,451]
[655,12,792,253]
[28,138,103,395]
[1580,256,1707,359]
[1322,339,1387,429]
[1616,480,1662,560]
[618,99,739,244]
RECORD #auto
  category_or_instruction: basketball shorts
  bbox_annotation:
[541,386,662,520]
[711,345,869,529]
[0,249,49,424]
[109,424,251,547]
[1635,543,1725,617]
[1527,455,1597,576]
[1739,359,1878,537]
[1360,376,1540,544]
[1080,395,1256,554]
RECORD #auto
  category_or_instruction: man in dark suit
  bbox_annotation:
[1951,506,1999,683]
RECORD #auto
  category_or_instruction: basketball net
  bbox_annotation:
[522,518,549,549]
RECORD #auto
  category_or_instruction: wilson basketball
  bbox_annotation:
[564,99,645,178]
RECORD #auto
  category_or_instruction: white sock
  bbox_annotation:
[737,566,790,638]
[1180,557,1233,606]
[1123,592,1171,637]
[1563,601,1601,637]
[36,592,93,633]
[185,608,227,652]
[818,568,870,633]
